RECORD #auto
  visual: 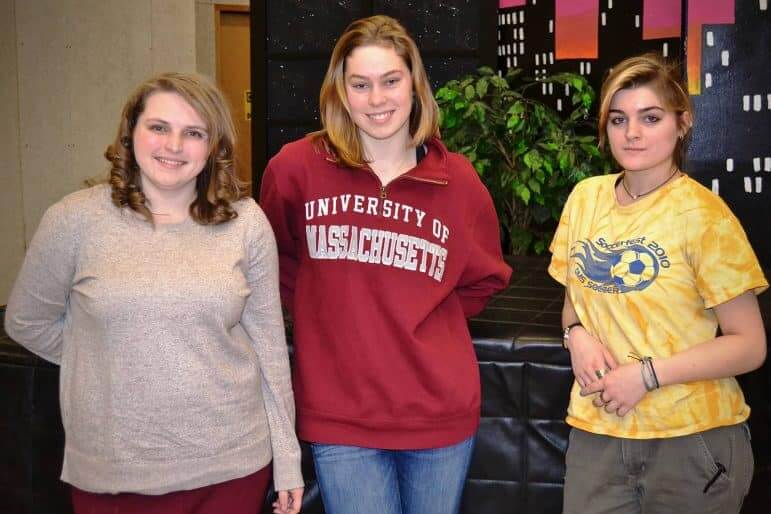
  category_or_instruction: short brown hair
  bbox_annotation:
[105,72,244,225]
[311,15,440,168]
[598,53,693,168]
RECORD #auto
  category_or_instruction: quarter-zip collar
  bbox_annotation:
[321,136,451,185]
[363,138,449,198]
[396,137,450,185]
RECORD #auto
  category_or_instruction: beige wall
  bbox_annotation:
[1,0,203,304]
[0,0,25,305]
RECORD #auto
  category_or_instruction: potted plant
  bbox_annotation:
[435,67,614,255]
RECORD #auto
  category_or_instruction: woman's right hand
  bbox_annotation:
[566,326,618,389]
[273,487,304,514]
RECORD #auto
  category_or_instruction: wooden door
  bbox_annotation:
[216,5,251,188]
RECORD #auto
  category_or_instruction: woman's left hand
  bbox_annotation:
[580,362,647,417]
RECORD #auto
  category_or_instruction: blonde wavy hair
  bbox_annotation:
[311,15,440,168]
[105,72,244,225]
[598,53,693,169]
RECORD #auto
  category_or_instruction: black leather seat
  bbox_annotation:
[1,256,768,513]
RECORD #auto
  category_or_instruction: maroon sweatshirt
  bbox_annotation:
[259,136,511,449]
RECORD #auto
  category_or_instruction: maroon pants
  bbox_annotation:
[71,464,272,514]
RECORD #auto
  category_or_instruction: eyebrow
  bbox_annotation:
[144,118,208,132]
[347,70,404,80]
[609,106,665,114]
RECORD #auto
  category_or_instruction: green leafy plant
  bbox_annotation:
[436,67,614,254]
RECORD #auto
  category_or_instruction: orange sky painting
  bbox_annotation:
[555,0,599,60]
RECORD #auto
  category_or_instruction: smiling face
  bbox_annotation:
[132,91,210,201]
[344,44,413,149]
[607,85,687,178]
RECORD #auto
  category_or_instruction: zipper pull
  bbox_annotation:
[703,462,726,493]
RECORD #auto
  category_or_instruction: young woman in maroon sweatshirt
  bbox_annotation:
[260,15,511,514]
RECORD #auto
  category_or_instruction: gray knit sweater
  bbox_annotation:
[5,185,303,494]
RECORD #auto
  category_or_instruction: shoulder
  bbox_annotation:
[664,177,750,255]
[44,184,114,225]
[267,136,324,171]
[673,176,738,221]
[30,184,115,245]
[568,174,617,206]
[54,183,112,210]
[573,173,617,195]
[432,140,485,191]
[232,196,273,231]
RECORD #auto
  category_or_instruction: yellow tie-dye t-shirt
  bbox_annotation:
[548,173,768,439]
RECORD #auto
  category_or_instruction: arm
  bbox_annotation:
[583,291,766,416]
[655,291,765,384]
[259,163,300,313]
[4,201,78,364]
[454,190,512,317]
[241,205,304,498]
[562,292,618,388]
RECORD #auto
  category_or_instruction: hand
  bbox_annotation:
[581,362,647,417]
[566,326,618,389]
[273,487,304,514]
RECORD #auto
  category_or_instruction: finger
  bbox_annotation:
[289,491,302,514]
[581,379,604,396]
[604,400,620,414]
[602,347,619,369]
[593,396,604,408]
[278,491,289,512]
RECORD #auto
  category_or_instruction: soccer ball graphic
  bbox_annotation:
[611,249,657,288]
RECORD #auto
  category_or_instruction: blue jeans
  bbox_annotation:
[310,436,475,514]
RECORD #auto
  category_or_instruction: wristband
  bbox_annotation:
[562,322,583,349]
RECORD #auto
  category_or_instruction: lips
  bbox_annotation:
[154,156,187,168]
[367,111,394,122]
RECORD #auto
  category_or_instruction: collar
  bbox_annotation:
[318,136,451,185]
[399,137,450,184]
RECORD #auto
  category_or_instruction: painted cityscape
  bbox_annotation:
[497,0,770,264]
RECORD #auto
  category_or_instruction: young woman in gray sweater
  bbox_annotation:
[5,73,303,514]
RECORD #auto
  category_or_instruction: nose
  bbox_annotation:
[368,85,385,106]
[625,119,641,140]
[164,131,183,152]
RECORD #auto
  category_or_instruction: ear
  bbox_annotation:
[678,111,693,138]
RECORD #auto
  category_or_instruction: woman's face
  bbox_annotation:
[344,44,413,148]
[132,91,210,200]
[606,85,685,176]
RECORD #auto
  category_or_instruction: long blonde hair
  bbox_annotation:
[311,15,439,168]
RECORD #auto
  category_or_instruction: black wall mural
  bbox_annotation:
[687,2,770,268]
[496,0,770,266]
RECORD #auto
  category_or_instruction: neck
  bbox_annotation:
[143,183,196,224]
[623,161,677,195]
[361,129,415,185]
[616,166,680,201]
